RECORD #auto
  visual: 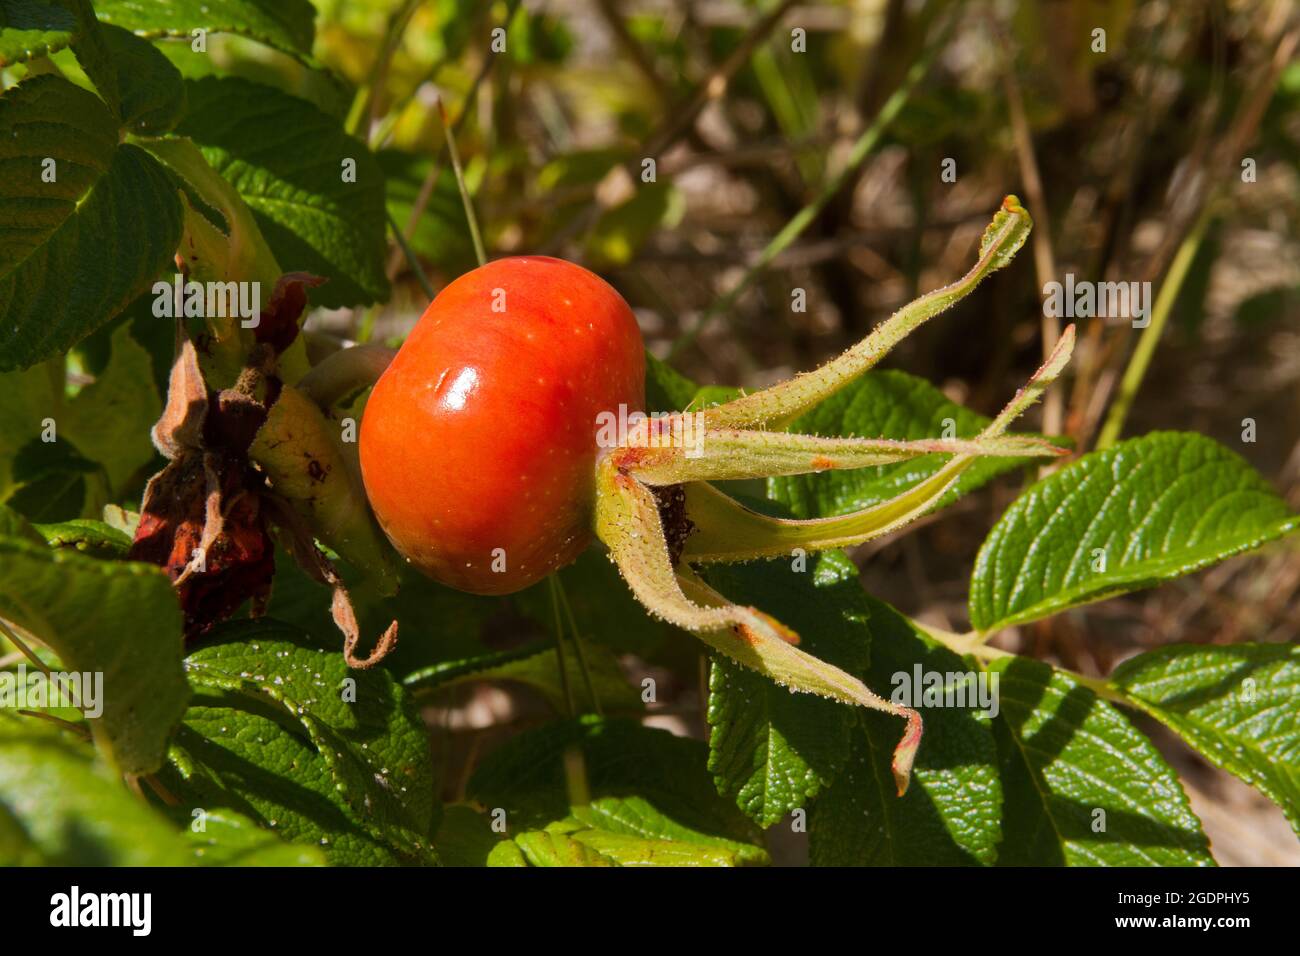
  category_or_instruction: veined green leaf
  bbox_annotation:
[176,76,390,308]
[487,795,768,868]
[0,536,188,775]
[1112,643,1300,835]
[101,21,185,134]
[0,75,183,371]
[163,619,437,865]
[95,0,317,61]
[187,808,325,866]
[0,0,119,115]
[991,656,1213,866]
[810,594,1002,866]
[704,552,868,828]
[970,432,1300,632]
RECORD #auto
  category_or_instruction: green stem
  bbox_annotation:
[547,576,577,717]
[916,621,1131,706]
[386,210,437,300]
[555,576,602,717]
[1095,210,1213,450]
[0,617,51,677]
[438,97,487,268]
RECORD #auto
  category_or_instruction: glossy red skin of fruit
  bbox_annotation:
[359,256,645,595]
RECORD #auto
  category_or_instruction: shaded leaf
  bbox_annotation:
[991,656,1213,866]
[0,75,183,371]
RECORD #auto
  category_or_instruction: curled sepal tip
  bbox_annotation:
[593,458,922,794]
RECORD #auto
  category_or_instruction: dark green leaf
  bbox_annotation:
[970,432,1300,632]
[176,76,390,307]
[468,715,762,847]
[0,0,119,115]
[167,619,437,864]
[0,75,183,371]
[991,656,1213,866]
[1112,643,1300,835]
[102,21,185,134]
[187,808,325,865]
[704,552,868,827]
[810,594,1002,866]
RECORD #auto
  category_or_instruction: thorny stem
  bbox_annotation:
[1095,209,1212,450]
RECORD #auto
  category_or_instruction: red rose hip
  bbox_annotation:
[359,256,645,594]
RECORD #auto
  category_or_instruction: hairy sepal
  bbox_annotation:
[620,427,1064,486]
[680,327,1076,563]
[593,458,920,794]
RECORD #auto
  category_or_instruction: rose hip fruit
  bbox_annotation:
[359,256,645,594]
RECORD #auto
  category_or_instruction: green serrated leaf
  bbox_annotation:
[170,619,436,864]
[175,76,390,308]
[569,795,767,865]
[991,655,1213,866]
[187,808,325,866]
[0,0,119,115]
[0,537,188,775]
[96,0,317,61]
[0,75,183,372]
[810,594,1002,866]
[770,370,1052,518]
[101,21,185,134]
[704,552,868,827]
[513,828,617,866]
[1112,643,1300,836]
[970,432,1300,632]
[0,711,190,865]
